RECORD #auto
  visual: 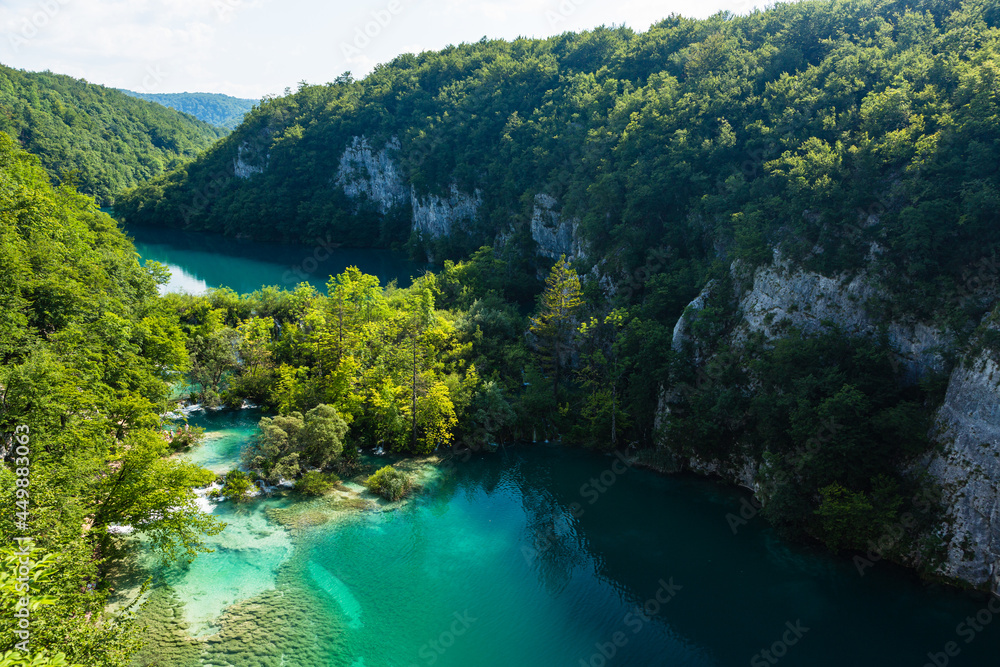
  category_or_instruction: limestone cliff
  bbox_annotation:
[530,194,585,262]
[331,135,484,246]
[411,184,482,240]
[922,317,1000,593]
[233,140,268,179]
[334,137,408,213]
[731,253,950,380]
[657,254,1000,593]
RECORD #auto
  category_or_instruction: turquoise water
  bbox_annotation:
[145,410,1000,666]
[125,225,421,294]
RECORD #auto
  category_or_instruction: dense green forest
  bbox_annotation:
[118,91,257,131]
[0,65,224,206]
[0,134,221,666]
[5,0,1000,661]
[118,0,1000,318]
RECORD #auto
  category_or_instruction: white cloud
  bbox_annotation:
[0,0,774,98]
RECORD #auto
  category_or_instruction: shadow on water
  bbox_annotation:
[131,416,1000,667]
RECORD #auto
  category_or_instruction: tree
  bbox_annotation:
[90,431,223,563]
[416,382,458,454]
[577,309,630,448]
[222,470,254,503]
[530,256,582,401]
[300,404,348,468]
[365,465,412,501]
[244,412,305,483]
[244,405,347,481]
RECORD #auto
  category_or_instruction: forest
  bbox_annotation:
[0,64,224,206]
[118,91,257,131]
[3,0,1000,662]
[117,0,1000,320]
[0,134,221,666]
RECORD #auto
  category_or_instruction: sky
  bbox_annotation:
[0,0,773,100]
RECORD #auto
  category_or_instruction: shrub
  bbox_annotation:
[166,424,205,451]
[222,469,254,503]
[365,465,412,501]
[295,470,338,496]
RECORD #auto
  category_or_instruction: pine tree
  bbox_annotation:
[530,256,583,401]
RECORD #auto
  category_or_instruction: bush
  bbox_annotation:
[166,424,205,451]
[295,470,338,496]
[365,465,412,501]
[222,469,254,503]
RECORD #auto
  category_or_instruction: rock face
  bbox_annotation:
[233,141,267,179]
[734,254,950,380]
[924,331,1000,593]
[411,184,482,240]
[656,253,1000,593]
[331,135,483,243]
[530,194,584,261]
[334,136,408,213]
[672,280,715,358]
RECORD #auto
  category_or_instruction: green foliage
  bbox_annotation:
[294,471,338,496]
[300,404,349,468]
[664,327,936,547]
[118,90,256,130]
[365,465,412,502]
[165,424,205,451]
[114,0,1000,323]
[243,405,347,482]
[0,65,222,205]
[530,257,583,401]
[0,134,219,664]
[221,470,253,503]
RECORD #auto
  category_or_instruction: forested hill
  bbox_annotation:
[119,90,257,130]
[0,64,224,205]
[0,132,217,665]
[117,0,1000,311]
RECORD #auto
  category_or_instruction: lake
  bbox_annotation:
[124,224,422,294]
[123,224,1000,667]
[132,409,1000,667]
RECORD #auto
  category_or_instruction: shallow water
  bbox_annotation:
[138,410,1000,666]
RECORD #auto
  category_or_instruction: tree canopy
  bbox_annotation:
[0,65,223,205]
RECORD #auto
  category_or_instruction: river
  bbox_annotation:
[127,227,1000,667]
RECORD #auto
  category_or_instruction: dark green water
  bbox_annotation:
[125,225,421,294]
[147,409,1000,667]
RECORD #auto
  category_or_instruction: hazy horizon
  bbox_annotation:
[1,0,779,99]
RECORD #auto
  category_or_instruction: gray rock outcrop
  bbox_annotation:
[530,194,584,261]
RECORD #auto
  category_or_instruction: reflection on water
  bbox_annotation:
[124,224,423,294]
[158,262,209,295]
[139,413,1000,667]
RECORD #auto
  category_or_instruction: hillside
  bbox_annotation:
[0,132,219,666]
[114,0,1000,594]
[116,0,1000,309]
[0,64,224,205]
[119,90,257,130]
